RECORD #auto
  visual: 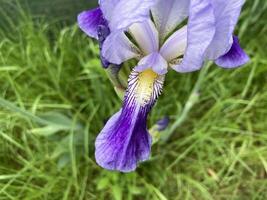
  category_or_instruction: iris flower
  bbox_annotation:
[78,0,249,172]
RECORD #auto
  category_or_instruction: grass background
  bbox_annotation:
[0,0,267,199]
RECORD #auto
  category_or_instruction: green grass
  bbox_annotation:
[0,1,267,199]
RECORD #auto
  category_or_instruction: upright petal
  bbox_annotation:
[129,20,159,54]
[160,26,187,62]
[102,31,140,64]
[215,36,249,68]
[205,0,246,59]
[95,69,165,172]
[78,7,106,39]
[99,0,121,21]
[172,0,216,73]
[136,52,168,75]
[101,0,158,31]
[151,0,189,40]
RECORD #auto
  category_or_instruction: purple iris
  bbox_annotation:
[78,0,249,172]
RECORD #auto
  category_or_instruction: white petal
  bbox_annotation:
[102,31,140,64]
[129,20,159,54]
[160,26,187,62]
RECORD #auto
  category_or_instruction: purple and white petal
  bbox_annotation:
[101,0,158,31]
[151,0,189,40]
[205,0,246,59]
[95,69,165,172]
[160,26,187,62]
[215,36,249,68]
[102,31,140,65]
[137,52,168,75]
[172,0,216,73]
[97,25,111,68]
[129,20,159,54]
[78,7,106,39]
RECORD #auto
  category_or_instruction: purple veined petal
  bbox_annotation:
[101,0,158,31]
[77,7,106,39]
[215,36,249,68]
[160,26,187,62]
[137,52,168,75]
[129,20,159,55]
[205,0,246,60]
[172,0,216,73]
[95,69,165,172]
[151,0,189,40]
[102,31,140,65]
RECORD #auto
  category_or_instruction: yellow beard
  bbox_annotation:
[136,69,158,105]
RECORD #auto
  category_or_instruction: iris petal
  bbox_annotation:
[151,0,189,40]
[137,52,168,75]
[100,0,158,31]
[102,31,140,64]
[99,0,120,22]
[205,0,246,59]
[215,36,249,68]
[129,20,159,54]
[77,7,106,39]
[97,25,111,68]
[160,26,187,62]
[95,69,164,172]
[172,0,216,73]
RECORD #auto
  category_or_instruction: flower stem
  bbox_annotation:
[105,64,127,100]
[161,62,212,142]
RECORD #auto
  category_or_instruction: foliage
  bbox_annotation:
[0,1,267,199]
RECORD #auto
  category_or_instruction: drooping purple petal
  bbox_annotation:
[100,0,158,31]
[77,7,107,39]
[160,26,187,62]
[95,69,165,172]
[136,52,168,75]
[102,31,140,65]
[129,20,159,54]
[205,0,246,60]
[172,0,216,73]
[151,0,189,40]
[215,36,249,68]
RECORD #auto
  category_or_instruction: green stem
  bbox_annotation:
[161,62,212,142]
[106,64,127,101]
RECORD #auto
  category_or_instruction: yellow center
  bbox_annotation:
[136,69,158,105]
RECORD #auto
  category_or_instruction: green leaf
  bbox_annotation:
[96,177,110,191]
[111,185,122,200]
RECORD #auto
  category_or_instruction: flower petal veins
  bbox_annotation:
[78,0,250,172]
[77,7,106,39]
[215,36,249,68]
[95,69,164,172]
